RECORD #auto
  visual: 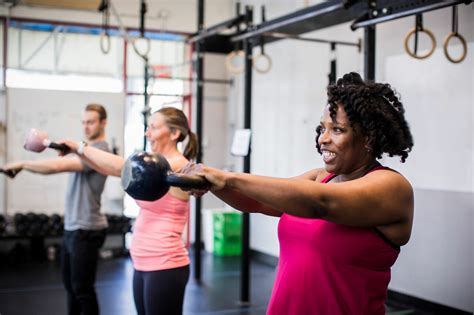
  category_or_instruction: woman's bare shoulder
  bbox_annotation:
[292,168,329,182]
[364,167,414,198]
[168,155,189,173]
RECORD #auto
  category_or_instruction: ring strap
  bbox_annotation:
[443,6,467,64]
[404,15,436,60]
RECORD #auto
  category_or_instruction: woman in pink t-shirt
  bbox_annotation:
[61,107,197,315]
[186,72,415,315]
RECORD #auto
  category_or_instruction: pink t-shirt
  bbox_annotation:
[131,193,190,271]
[267,171,400,315]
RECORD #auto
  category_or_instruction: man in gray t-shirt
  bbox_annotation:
[65,140,109,232]
[3,104,110,315]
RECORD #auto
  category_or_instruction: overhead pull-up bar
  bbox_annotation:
[150,75,233,85]
[263,32,361,50]
[230,1,366,43]
[188,14,246,44]
[351,0,471,30]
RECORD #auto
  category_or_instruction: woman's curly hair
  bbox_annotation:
[316,72,413,162]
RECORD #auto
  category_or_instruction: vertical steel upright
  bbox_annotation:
[194,0,205,282]
[140,0,149,151]
[364,25,375,81]
[328,42,337,85]
[143,57,149,150]
[364,0,377,80]
[2,18,7,90]
[2,17,8,214]
[241,4,253,305]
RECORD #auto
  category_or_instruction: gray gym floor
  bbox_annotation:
[0,250,439,315]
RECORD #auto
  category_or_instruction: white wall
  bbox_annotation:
[5,88,125,215]
[378,7,473,312]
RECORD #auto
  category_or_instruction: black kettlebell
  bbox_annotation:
[121,151,209,201]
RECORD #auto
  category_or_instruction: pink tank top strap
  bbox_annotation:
[321,165,389,184]
[320,173,337,183]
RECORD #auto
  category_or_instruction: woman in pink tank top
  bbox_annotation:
[60,107,198,315]
[185,72,415,314]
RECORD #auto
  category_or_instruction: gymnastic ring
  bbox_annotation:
[443,32,467,64]
[403,28,436,60]
[132,37,151,58]
[100,30,111,54]
[252,53,272,74]
[225,50,245,75]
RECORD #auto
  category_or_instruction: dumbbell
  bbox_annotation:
[26,212,40,236]
[121,151,209,201]
[50,214,63,236]
[14,213,28,236]
[24,128,70,154]
[38,214,50,236]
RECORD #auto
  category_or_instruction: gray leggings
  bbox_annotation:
[133,265,190,315]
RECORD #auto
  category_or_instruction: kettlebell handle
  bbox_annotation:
[48,142,70,153]
[166,173,210,189]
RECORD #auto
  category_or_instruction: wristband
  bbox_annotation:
[77,141,88,155]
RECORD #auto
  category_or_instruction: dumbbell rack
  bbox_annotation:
[0,213,132,265]
[0,213,63,263]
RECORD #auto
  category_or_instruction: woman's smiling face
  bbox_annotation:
[317,105,370,175]
[145,112,175,153]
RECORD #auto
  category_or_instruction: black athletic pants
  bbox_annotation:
[133,265,190,315]
[61,229,107,315]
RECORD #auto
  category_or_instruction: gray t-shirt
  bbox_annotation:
[64,141,109,231]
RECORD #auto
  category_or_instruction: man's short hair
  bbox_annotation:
[85,103,107,121]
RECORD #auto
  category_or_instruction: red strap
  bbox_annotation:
[320,165,387,183]
[321,173,336,183]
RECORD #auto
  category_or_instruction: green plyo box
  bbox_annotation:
[213,212,242,256]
